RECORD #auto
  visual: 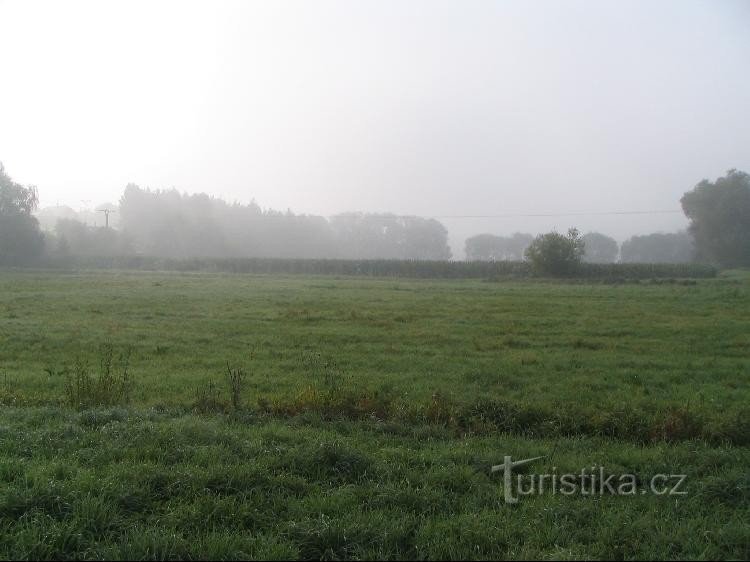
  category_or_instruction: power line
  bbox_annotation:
[430,210,683,219]
[328,210,683,220]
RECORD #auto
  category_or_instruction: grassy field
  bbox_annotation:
[0,269,748,559]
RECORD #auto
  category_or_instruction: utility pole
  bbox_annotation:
[98,209,116,228]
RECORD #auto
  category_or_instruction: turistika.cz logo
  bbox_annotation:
[492,456,688,504]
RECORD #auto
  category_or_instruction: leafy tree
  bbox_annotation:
[0,163,44,264]
[524,228,585,275]
[680,169,750,267]
[581,232,618,263]
[620,231,694,263]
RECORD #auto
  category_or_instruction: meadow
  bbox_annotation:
[0,269,748,559]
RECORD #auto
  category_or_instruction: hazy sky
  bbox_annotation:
[1,0,748,253]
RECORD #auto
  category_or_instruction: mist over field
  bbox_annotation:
[1,0,749,258]
[0,1,749,560]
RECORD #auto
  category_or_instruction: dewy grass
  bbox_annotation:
[0,406,747,560]
[0,270,748,559]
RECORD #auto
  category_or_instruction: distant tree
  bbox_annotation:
[506,233,534,260]
[465,234,499,260]
[680,169,750,267]
[465,233,532,261]
[53,218,132,257]
[581,232,618,263]
[56,234,71,256]
[524,228,585,275]
[0,163,44,264]
[329,213,387,259]
[35,204,79,232]
[620,232,693,263]
[329,213,452,260]
[398,217,452,260]
[119,185,229,258]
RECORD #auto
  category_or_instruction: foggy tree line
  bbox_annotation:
[35,184,453,261]
[115,184,452,260]
[1,164,748,267]
[465,230,694,264]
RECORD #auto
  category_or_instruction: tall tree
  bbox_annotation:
[0,163,44,264]
[680,169,750,267]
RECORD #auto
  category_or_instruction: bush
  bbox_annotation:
[524,228,585,276]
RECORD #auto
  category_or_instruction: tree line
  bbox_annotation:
[113,184,451,260]
[1,164,748,268]
[11,182,453,262]
[466,230,694,264]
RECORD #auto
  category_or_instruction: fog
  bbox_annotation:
[1,0,749,257]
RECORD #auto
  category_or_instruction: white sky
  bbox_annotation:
[1,0,748,253]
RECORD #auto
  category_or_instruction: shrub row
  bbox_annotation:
[39,255,717,279]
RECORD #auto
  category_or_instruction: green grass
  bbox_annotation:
[0,269,748,559]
